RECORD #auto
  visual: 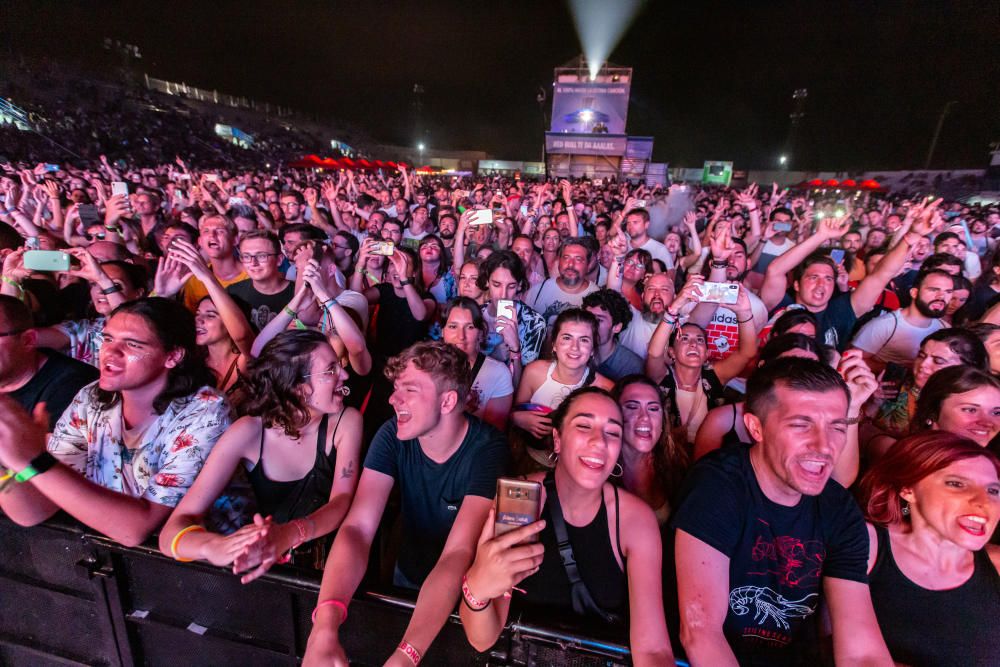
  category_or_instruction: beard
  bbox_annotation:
[914,295,948,318]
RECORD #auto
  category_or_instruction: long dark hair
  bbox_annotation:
[95,298,216,414]
[611,374,690,502]
[242,330,329,438]
[912,365,1000,432]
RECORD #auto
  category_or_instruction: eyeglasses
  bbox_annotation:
[623,259,646,269]
[0,329,26,338]
[85,232,107,241]
[303,365,342,383]
[240,252,281,265]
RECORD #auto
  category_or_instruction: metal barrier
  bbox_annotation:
[0,517,649,666]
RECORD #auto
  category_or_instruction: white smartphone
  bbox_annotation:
[469,209,493,226]
[700,282,740,305]
[496,299,515,333]
[111,181,129,198]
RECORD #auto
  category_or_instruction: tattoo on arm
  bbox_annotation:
[340,461,355,479]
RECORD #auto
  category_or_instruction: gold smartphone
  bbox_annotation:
[495,478,542,542]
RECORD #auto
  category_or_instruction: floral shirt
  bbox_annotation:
[56,317,106,367]
[47,383,231,508]
[481,301,547,365]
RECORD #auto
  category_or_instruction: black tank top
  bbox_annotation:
[519,482,628,618]
[869,525,1000,666]
[246,412,344,524]
[720,403,749,449]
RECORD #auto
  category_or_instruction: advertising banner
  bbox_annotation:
[545,133,628,156]
[550,82,630,135]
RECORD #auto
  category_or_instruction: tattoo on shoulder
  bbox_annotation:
[341,461,355,479]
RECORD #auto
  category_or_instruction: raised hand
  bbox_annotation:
[153,255,192,298]
[838,350,878,415]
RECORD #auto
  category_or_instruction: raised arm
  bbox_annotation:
[389,250,433,322]
[760,216,850,311]
[710,287,758,384]
[645,276,703,382]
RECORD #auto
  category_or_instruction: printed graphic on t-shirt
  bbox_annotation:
[728,522,825,646]
[706,311,738,360]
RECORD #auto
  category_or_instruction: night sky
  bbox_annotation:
[4,1,997,170]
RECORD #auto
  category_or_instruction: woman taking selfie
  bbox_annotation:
[161,330,362,581]
[858,432,1000,666]
[460,387,675,666]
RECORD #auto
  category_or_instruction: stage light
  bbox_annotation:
[581,110,594,122]
[569,0,644,80]
[779,155,787,165]
[418,143,425,152]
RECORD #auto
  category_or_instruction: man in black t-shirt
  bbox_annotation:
[0,296,97,429]
[305,342,509,666]
[226,231,294,330]
[672,358,891,666]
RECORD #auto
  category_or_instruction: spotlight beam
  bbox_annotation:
[568,0,645,79]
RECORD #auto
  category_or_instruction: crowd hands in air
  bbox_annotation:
[0,152,999,667]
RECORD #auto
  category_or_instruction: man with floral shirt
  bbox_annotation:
[0,298,230,547]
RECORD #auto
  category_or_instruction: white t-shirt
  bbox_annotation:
[330,288,370,333]
[619,305,658,359]
[851,310,944,366]
[636,237,674,270]
[525,278,599,326]
[468,356,514,419]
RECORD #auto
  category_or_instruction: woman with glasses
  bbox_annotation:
[161,329,363,580]
[606,247,653,311]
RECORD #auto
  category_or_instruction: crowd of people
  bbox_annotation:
[0,148,998,667]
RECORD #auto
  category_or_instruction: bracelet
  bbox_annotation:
[290,518,310,547]
[169,525,206,562]
[461,574,491,611]
[311,598,349,624]
[398,278,412,287]
[321,297,337,309]
[397,640,422,665]
[737,315,754,324]
[845,415,862,426]
[15,452,57,483]
[665,309,679,319]
[283,305,298,319]
[709,260,729,269]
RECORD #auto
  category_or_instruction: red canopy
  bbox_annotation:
[286,155,405,171]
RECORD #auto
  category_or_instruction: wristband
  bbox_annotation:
[737,315,754,324]
[321,297,338,309]
[290,518,311,547]
[312,598,349,624]
[709,260,729,269]
[461,574,490,611]
[283,305,298,319]
[14,452,57,483]
[397,640,421,665]
[398,278,412,287]
[665,309,679,319]
[845,415,862,426]
[169,525,205,562]
[100,284,124,296]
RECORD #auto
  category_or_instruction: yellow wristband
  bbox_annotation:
[170,525,206,562]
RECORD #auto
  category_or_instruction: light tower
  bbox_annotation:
[783,88,808,169]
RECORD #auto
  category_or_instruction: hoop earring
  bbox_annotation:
[548,450,559,465]
[901,502,910,516]
[611,462,623,478]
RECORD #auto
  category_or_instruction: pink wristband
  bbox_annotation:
[311,598,348,624]
[397,640,421,665]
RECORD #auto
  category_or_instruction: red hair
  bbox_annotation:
[858,432,1000,526]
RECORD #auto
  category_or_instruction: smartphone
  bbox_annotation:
[830,249,846,265]
[635,199,647,208]
[495,478,542,541]
[78,204,100,226]
[519,204,529,216]
[24,237,40,250]
[111,181,129,198]
[23,250,71,272]
[175,173,192,181]
[495,299,515,333]
[205,174,220,182]
[469,209,493,226]
[700,281,740,305]
[371,240,395,256]
[773,222,792,233]
[44,164,60,173]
